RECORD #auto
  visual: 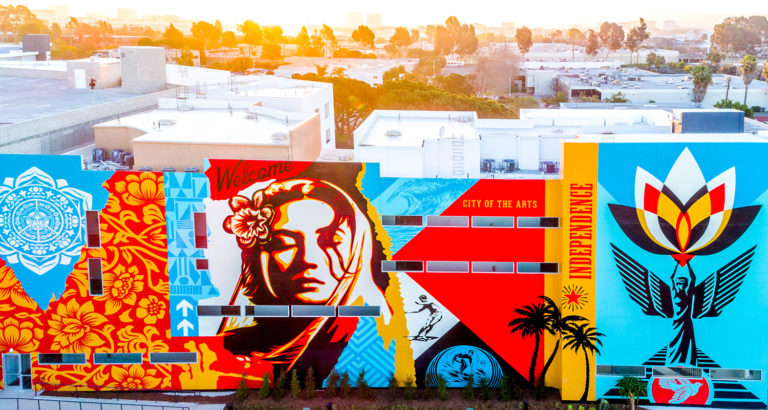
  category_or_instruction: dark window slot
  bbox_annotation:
[88,258,103,296]
[517,217,560,228]
[193,212,207,248]
[382,215,423,226]
[85,210,101,248]
[381,261,424,272]
[517,262,559,274]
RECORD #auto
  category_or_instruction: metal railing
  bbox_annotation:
[0,396,192,410]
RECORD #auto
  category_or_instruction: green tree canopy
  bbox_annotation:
[739,54,758,105]
[163,23,185,49]
[515,26,533,57]
[191,20,220,50]
[351,25,375,50]
[691,64,713,103]
[712,16,762,55]
[585,30,599,56]
[237,20,262,46]
[626,18,649,64]
[433,16,478,57]
[599,21,624,59]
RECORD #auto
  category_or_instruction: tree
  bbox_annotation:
[509,302,549,386]
[515,26,533,59]
[626,18,649,64]
[351,25,375,50]
[163,23,185,49]
[434,73,474,95]
[712,17,761,55]
[538,296,587,384]
[567,28,583,60]
[330,67,347,78]
[261,42,282,62]
[585,30,599,57]
[616,376,646,410]
[707,49,724,64]
[714,99,755,118]
[691,64,713,103]
[563,323,604,402]
[191,20,220,50]
[646,52,665,68]
[220,31,237,48]
[0,5,40,41]
[410,29,420,44]
[321,24,336,56]
[599,22,624,60]
[177,48,194,66]
[471,49,519,96]
[432,17,478,57]
[383,65,406,82]
[763,61,768,89]
[314,64,328,78]
[238,20,262,46]
[388,27,412,57]
[739,54,758,105]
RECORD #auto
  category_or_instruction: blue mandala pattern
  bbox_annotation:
[426,345,503,388]
[0,167,91,275]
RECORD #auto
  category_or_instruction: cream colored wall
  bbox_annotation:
[132,142,289,170]
[289,114,321,161]
[93,126,147,155]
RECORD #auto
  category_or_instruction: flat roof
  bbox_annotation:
[96,107,310,146]
[575,133,768,143]
[358,112,480,147]
[0,76,140,124]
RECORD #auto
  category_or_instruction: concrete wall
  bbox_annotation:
[93,126,147,153]
[66,60,121,89]
[120,47,167,94]
[131,142,289,171]
[0,89,174,155]
[0,66,66,80]
[289,114,322,161]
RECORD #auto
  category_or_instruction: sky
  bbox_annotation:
[16,0,767,32]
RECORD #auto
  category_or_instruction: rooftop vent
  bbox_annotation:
[385,129,402,137]
[157,119,177,126]
[457,115,473,123]
[271,131,288,140]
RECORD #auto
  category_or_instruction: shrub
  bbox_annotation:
[302,367,316,399]
[436,374,449,401]
[461,374,475,400]
[290,369,301,398]
[325,370,339,397]
[403,375,417,400]
[339,372,352,398]
[478,377,493,400]
[236,373,249,402]
[421,373,436,400]
[607,92,629,103]
[258,372,271,400]
[387,373,399,400]
[356,369,374,399]
[535,374,547,399]
[272,369,288,399]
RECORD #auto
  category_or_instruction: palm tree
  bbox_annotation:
[616,376,646,410]
[563,322,605,402]
[331,67,347,78]
[538,296,587,384]
[314,64,328,78]
[691,64,713,103]
[739,54,758,105]
[509,302,549,386]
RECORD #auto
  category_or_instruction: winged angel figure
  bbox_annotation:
[608,148,760,366]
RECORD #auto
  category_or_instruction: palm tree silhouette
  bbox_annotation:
[538,296,587,383]
[563,322,605,402]
[508,301,549,386]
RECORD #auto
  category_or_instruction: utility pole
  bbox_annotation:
[725,76,731,101]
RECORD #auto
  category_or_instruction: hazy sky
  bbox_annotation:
[17,0,766,31]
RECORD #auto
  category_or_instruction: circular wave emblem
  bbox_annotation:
[426,345,503,387]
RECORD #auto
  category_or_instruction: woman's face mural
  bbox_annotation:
[265,198,349,304]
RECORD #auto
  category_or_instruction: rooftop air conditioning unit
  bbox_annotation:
[271,131,289,140]
[385,129,402,137]
[158,119,177,126]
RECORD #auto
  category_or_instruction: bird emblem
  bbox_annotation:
[657,378,703,404]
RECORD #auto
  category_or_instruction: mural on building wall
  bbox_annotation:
[0,156,564,394]
[596,145,768,408]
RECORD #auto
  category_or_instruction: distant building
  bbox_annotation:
[662,20,678,31]
[274,57,418,86]
[346,12,364,28]
[116,8,138,21]
[366,13,382,27]
[49,5,70,20]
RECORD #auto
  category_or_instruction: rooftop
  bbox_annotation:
[357,111,480,147]
[95,100,312,146]
[0,76,140,124]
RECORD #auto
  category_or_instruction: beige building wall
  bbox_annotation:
[132,142,289,170]
[289,114,322,161]
[66,61,121,89]
[93,126,147,155]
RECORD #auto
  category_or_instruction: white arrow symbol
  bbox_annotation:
[176,299,193,317]
[177,319,194,336]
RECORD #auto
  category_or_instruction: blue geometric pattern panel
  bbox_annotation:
[325,316,396,387]
[165,172,218,337]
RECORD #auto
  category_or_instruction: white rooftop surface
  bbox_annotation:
[359,114,480,147]
[0,59,66,71]
[97,108,308,146]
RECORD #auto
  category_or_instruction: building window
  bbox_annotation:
[85,210,101,248]
[149,352,198,364]
[196,259,209,270]
[338,306,381,317]
[426,215,469,227]
[197,305,242,316]
[596,365,646,376]
[517,217,560,228]
[652,367,702,378]
[381,215,423,226]
[38,353,86,365]
[292,305,335,317]
[472,216,515,228]
[324,102,330,118]
[193,212,207,248]
[94,353,143,365]
[381,261,423,272]
[517,262,559,274]
[244,305,290,317]
[472,262,516,273]
[326,128,331,144]
[88,258,103,296]
[710,369,762,381]
[426,261,469,273]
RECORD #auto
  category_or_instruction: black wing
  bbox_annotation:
[611,244,673,318]
[693,246,756,318]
